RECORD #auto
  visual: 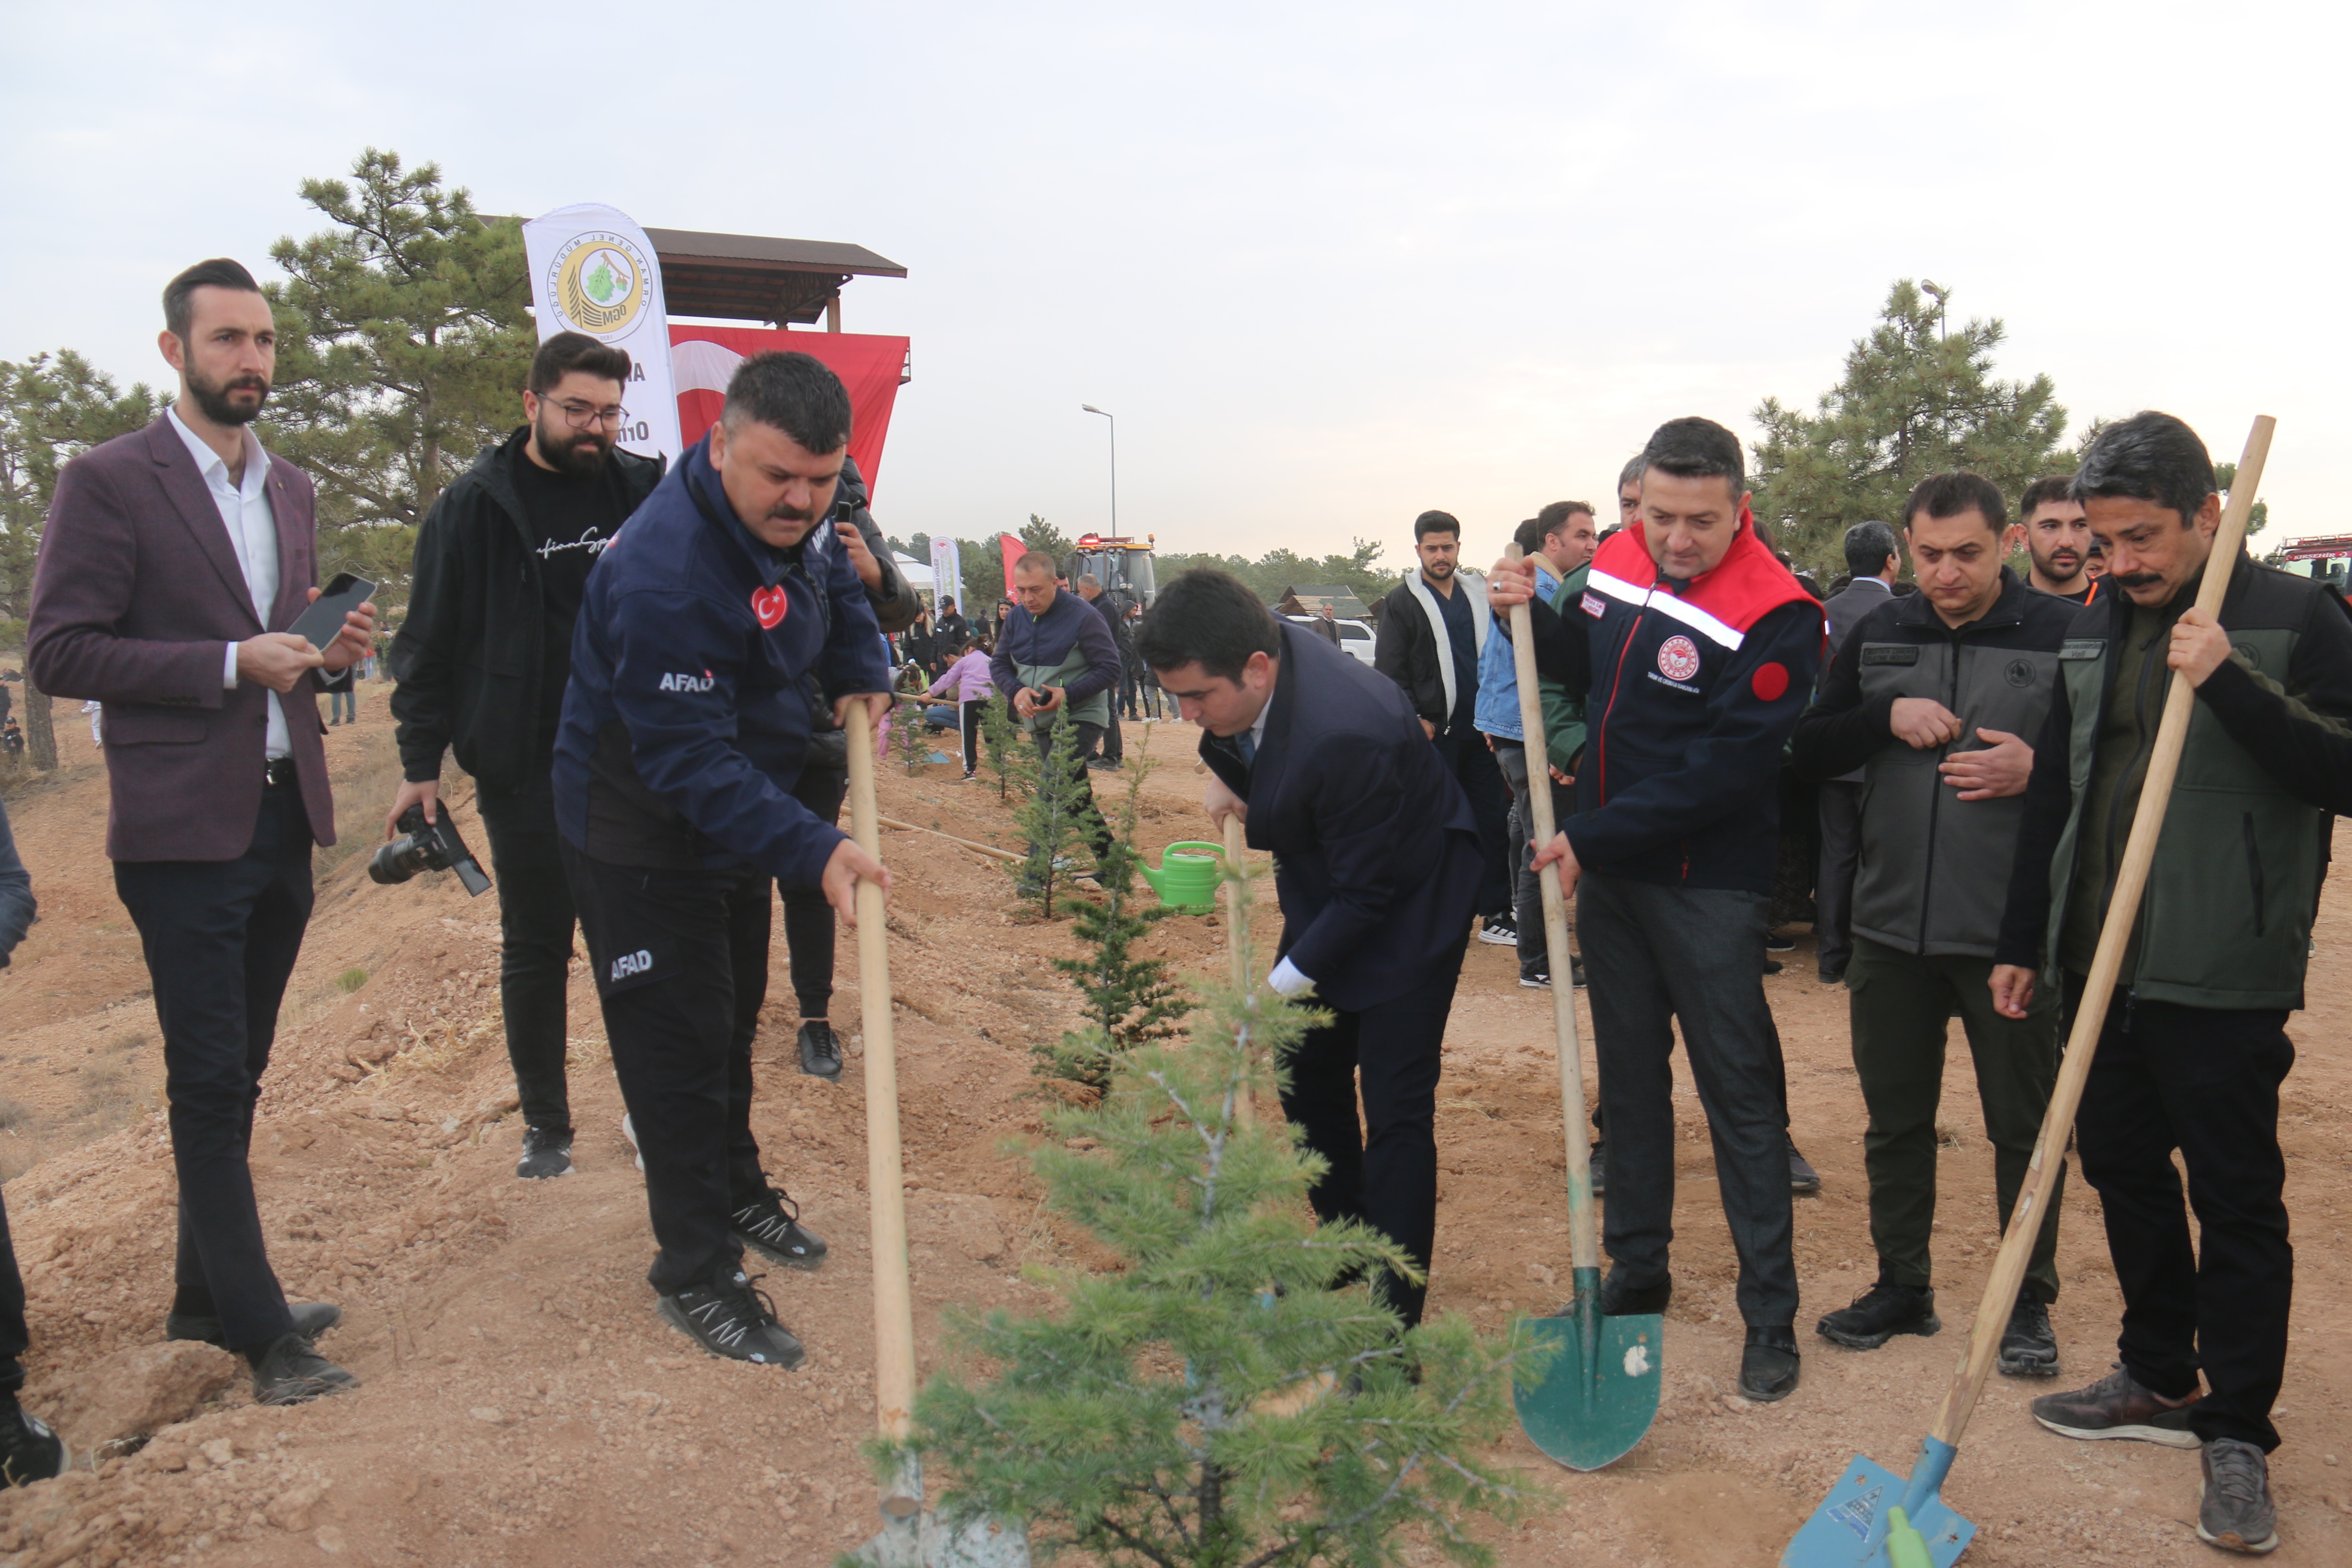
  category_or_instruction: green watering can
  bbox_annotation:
[1139,841,1224,912]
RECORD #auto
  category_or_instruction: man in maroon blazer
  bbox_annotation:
[27,259,374,1406]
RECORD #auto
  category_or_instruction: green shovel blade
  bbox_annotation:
[1512,1282,1662,1471]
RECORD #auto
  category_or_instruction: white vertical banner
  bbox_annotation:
[930,535,964,616]
[521,203,683,464]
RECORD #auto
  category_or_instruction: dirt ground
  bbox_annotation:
[0,692,2345,1567]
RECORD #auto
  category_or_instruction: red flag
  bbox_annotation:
[1000,533,1026,595]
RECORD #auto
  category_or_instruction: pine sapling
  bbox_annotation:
[891,858,1538,1568]
[1038,751,1189,1091]
[980,692,1019,801]
[1006,717,1092,918]
[892,697,931,775]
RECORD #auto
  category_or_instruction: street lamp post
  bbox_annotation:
[1081,404,1116,536]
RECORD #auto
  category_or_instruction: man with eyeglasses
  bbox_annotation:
[390,331,664,1181]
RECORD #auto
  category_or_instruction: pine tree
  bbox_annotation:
[1750,279,2067,573]
[1039,749,1190,1091]
[981,693,1019,801]
[1007,717,1094,918]
[2215,461,2270,540]
[892,699,931,775]
[891,858,1533,1568]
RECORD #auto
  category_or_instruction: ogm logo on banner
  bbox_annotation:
[546,231,652,337]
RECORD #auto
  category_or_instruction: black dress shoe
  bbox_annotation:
[1740,1326,1801,1402]
[168,1300,343,1350]
[248,1332,358,1406]
[1816,1283,1939,1350]
[0,1395,64,1487]
[1598,1267,1671,1316]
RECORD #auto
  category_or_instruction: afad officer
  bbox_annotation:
[1137,568,1480,1329]
[1491,416,1822,1402]
[554,352,892,1369]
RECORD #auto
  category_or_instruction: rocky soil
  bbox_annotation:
[0,695,2344,1566]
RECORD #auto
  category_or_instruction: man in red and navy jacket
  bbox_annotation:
[1491,416,1822,1404]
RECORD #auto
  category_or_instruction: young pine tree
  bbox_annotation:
[892,698,931,775]
[1005,717,1094,918]
[894,858,1533,1568]
[1038,749,1189,1092]
[980,692,1019,802]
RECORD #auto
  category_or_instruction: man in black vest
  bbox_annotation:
[1139,569,1480,1329]
[1793,475,2075,1377]
[1992,412,2352,1557]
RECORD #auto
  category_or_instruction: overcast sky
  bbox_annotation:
[5,1,2345,572]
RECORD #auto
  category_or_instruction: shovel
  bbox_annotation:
[1499,542,1663,1470]
[1781,415,2276,1568]
[843,704,1032,1568]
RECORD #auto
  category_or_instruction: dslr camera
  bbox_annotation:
[370,804,493,897]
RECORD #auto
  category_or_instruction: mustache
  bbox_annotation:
[2112,570,2165,590]
[765,502,817,523]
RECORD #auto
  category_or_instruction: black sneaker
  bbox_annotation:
[1598,1267,1671,1316]
[1762,958,1785,976]
[732,1180,828,1271]
[1788,1137,1822,1193]
[1765,931,1796,952]
[1520,971,1552,990]
[2198,1438,2280,1555]
[1589,1137,1608,1197]
[167,1300,342,1349]
[1477,916,1519,946]
[249,1332,359,1406]
[1998,1297,2060,1378]
[1816,1283,1940,1350]
[2031,1363,2201,1448]
[0,1395,64,1487]
[516,1124,573,1180]
[798,1020,843,1081]
[1740,1326,1801,1402]
[1819,965,1847,985]
[658,1266,805,1368]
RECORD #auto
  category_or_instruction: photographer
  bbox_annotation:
[388,333,662,1181]
[554,351,891,1366]
[777,456,922,1081]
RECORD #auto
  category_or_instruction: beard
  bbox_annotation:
[2034,545,2082,580]
[185,364,270,426]
[535,416,610,475]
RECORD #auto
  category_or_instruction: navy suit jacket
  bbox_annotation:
[1200,621,1480,1011]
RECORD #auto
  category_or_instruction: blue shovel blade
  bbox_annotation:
[1781,1453,1975,1568]
[1511,1309,1662,1472]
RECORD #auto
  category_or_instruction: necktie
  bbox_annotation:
[1236,729,1256,768]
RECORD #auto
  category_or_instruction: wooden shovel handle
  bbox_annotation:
[1928,416,2276,1449]
[1502,544,1599,1275]
[847,704,919,1446]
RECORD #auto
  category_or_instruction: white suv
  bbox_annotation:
[1284,614,1377,666]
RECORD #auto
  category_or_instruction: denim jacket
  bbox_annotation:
[1473,561,1559,740]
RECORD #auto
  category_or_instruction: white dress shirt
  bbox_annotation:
[167,407,289,760]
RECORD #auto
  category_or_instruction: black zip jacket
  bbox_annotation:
[392,429,664,790]
[1791,569,2075,957]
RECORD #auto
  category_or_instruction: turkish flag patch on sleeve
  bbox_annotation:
[1751,662,1790,701]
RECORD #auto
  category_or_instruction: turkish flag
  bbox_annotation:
[669,326,909,493]
[1000,533,1026,595]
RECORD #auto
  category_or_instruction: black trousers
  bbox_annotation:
[562,842,774,1295]
[475,775,580,1135]
[777,763,849,1020]
[1578,871,1799,1327]
[1815,780,1862,976]
[1098,709,1124,765]
[1278,940,1468,1329]
[959,699,985,774]
[1432,726,1510,921]
[2065,978,2294,1450]
[1494,744,1574,979]
[114,781,310,1352]
[0,1190,24,1395]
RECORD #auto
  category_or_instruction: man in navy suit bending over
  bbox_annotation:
[1137,569,1481,1328]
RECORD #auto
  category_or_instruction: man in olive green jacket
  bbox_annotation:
[1991,412,2352,1558]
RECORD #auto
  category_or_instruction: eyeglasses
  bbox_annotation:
[543,397,627,429]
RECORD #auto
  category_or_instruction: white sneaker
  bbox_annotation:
[620,1113,644,1173]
